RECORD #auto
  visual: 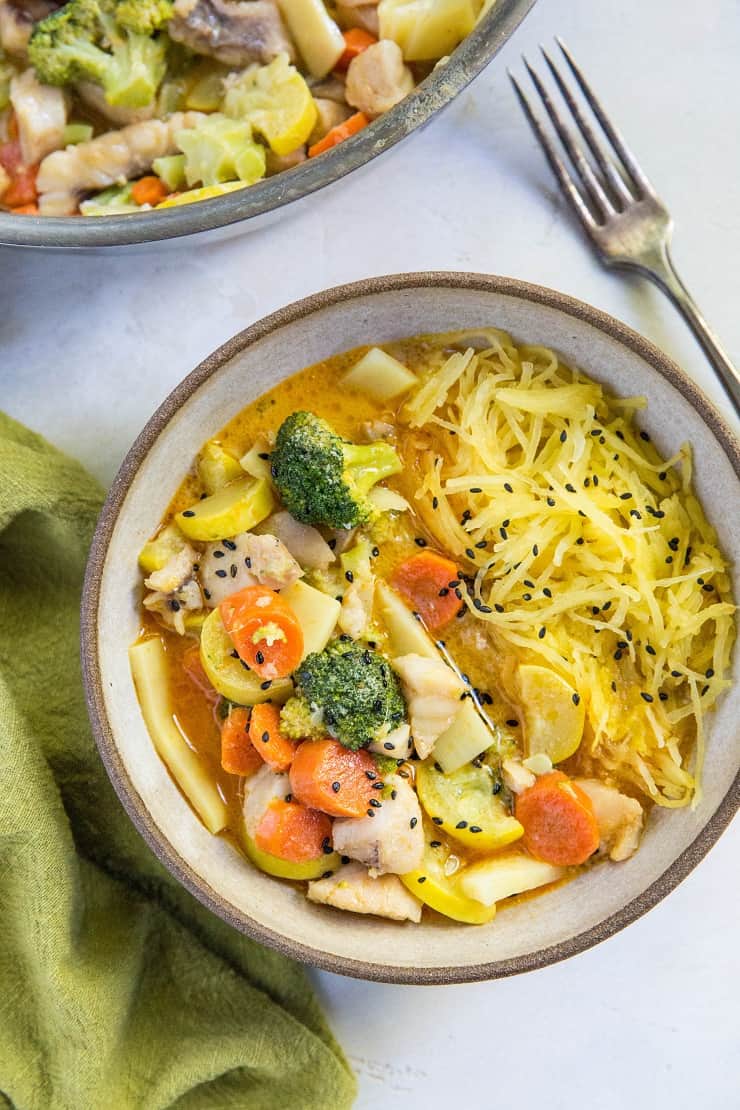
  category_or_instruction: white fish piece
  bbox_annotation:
[392,653,465,759]
[574,779,644,861]
[10,69,67,164]
[332,774,423,875]
[502,758,536,795]
[243,764,290,838]
[36,111,204,199]
[262,510,335,570]
[337,576,374,640]
[143,545,202,635]
[368,722,412,759]
[199,531,303,607]
[345,39,413,119]
[308,860,422,922]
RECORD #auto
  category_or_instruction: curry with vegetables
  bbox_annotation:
[130,329,735,925]
[0,0,483,215]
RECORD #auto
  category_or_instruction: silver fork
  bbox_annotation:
[510,39,740,415]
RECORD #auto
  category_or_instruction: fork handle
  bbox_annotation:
[635,245,740,416]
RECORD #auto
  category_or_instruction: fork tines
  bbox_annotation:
[509,38,655,229]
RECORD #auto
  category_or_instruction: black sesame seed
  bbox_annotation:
[565,483,576,493]
[614,650,623,661]
[391,789,397,800]
[430,841,441,849]
[417,876,427,884]
[322,870,334,879]
[331,781,341,793]
[245,556,252,569]
[432,816,443,825]
[506,719,519,728]
[630,509,642,519]
[470,487,482,494]
[260,680,271,690]
[203,589,211,600]
[341,856,350,865]
[560,430,567,443]
[415,537,427,548]
[620,492,632,501]
[547,497,556,507]
[345,570,354,583]
[504,482,514,493]
[465,548,475,559]
[475,540,487,549]
[543,588,552,598]
[322,838,333,854]
[572,693,581,706]
[706,668,715,678]
[469,826,482,834]
[532,544,539,557]
[182,510,195,518]
[213,550,225,559]
[230,564,237,577]
[223,540,236,551]
[616,431,625,441]
[369,798,381,808]
[538,627,546,639]
[456,820,468,829]
[523,593,532,601]
[671,670,682,678]
[576,538,585,545]
[215,569,227,578]
[645,645,656,656]
[640,692,654,703]
[593,475,599,486]
[261,730,269,743]
[494,603,504,613]
[410,817,418,829]
[258,452,270,460]
[659,692,668,701]
[255,651,265,665]
[640,431,650,442]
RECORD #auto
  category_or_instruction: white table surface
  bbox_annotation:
[2,0,738,1105]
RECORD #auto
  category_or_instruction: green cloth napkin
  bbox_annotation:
[0,413,356,1110]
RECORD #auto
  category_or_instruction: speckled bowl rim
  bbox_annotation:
[81,272,740,983]
[0,0,535,250]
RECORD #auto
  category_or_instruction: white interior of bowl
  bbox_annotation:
[95,284,740,975]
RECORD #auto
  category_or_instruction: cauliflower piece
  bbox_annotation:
[307,860,422,921]
[574,779,644,861]
[332,774,423,875]
[392,653,465,759]
[10,68,67,164]
[345,39,413,119]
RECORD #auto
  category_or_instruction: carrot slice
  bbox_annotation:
[0,139,22,175]
[390,550,461,630]
[248,702,298,773]
[220,586,303,680]
[335,28,377,71]
[131,175,168,207]
[255,799,332,862]
[221,707,263,776]
[4,165,38,208]
[290,739,377,818]
[515,771,600,866]
[182,643,220,705]
[308,112,369,158]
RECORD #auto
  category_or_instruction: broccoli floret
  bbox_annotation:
[271,412,402,530]
[293,638,406,751]
[279,695,327,741]
[28,0,169,108]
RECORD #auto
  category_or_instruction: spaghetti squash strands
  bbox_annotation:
[397,329,735,807]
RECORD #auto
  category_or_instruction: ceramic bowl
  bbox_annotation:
[0,0,536,250]
[81,273,740,983]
